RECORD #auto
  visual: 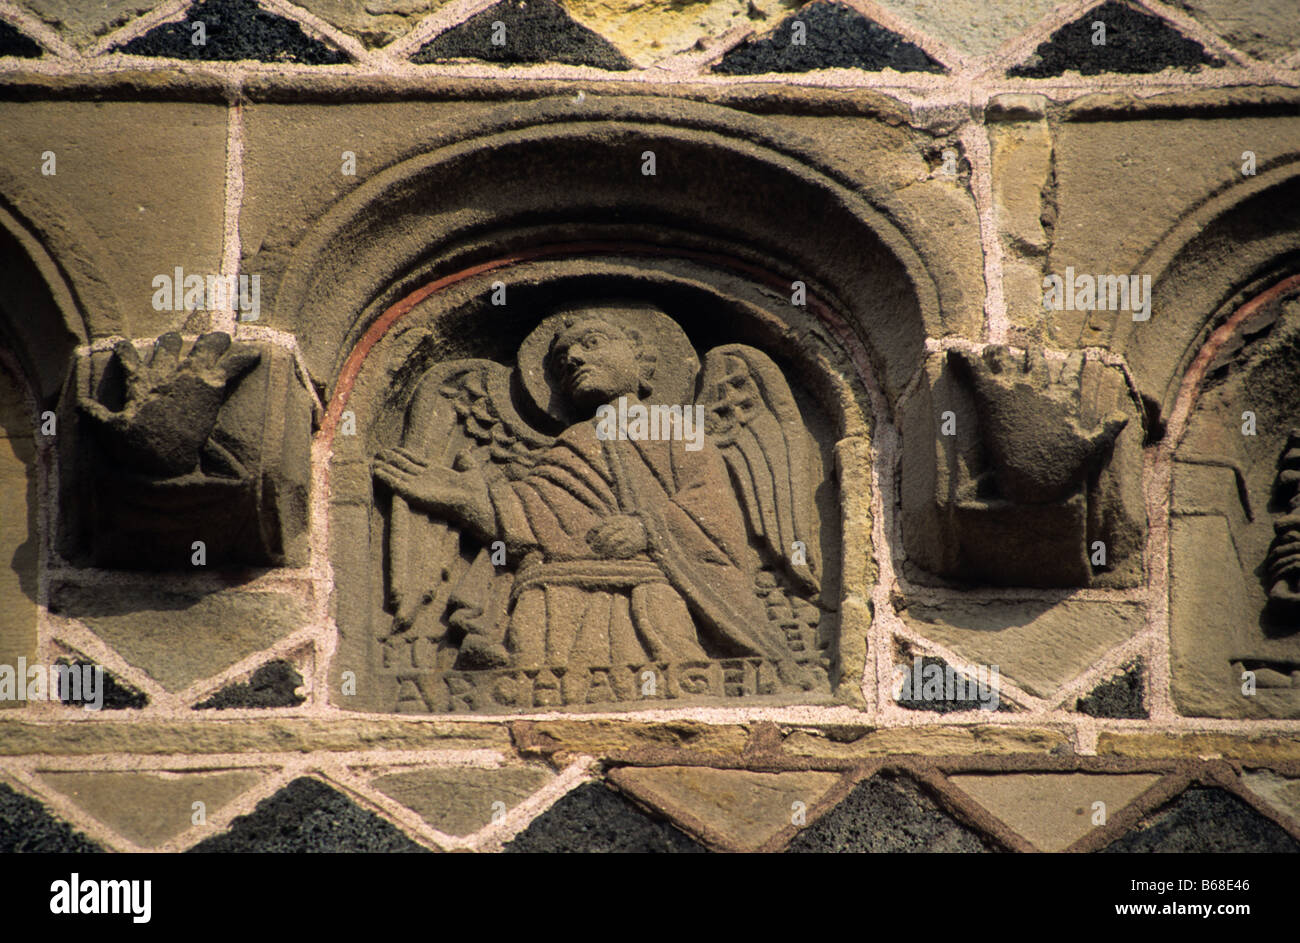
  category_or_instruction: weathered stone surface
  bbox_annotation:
[561,0,798,68]
[189,777,429,852]
[17,0,157,48]
[48,584,307,692]
[0,101,228,340]
[1241,770,1300,828]
[873,0,1062,58]
[713,1,944,74]
[118,0,350,63]
[412,0,631,68]
[611,766,840,850]
[0,782,100,853]
[1097,732,1300,762]
[787,772,998,852]
[0,718,512,755]
[38,769,263,849]
[514,719,754,758]
[370,765,554,836]
[1168,0,1299,61]
[0,362,36,709]
[901,347,1145,588]
[59,336,313,570]
[504,781,705,852]
[951,772,1160,851]
[1008,0,1223,77]
[1100,786,1300,853]
[291,0,442,49]
[781,725,1070,758]
[901,600,1144,700]
[1045,111,1300,377]
[988,111,1053,341]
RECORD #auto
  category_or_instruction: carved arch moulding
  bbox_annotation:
[279,101,960,714]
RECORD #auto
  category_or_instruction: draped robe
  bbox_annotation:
[450,416,786,668]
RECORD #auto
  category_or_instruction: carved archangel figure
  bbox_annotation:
[371,301,824,686]
[1265,429,1300,622]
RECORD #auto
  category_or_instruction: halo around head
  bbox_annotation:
[518,301,700,424]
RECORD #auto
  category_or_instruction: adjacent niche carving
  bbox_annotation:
[1168,277,1300,718]
[330,262,851,714]
[58,332,314,569]
[1265,429,1300,623]
[901,345,1146,588]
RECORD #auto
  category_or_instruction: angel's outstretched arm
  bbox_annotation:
[373,447,495,541]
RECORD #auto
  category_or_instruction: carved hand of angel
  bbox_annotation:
[78,331,261,477]
[585,514,648,559]
[948,345,1129,504]
[373,447,493,536]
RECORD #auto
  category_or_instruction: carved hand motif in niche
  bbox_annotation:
[370,301,831,708]
[78,332,261,478]
[61,332,313,569]
[947,346,1129,505]
[901,344,1145,588]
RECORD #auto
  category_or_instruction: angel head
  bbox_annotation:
[545,308,658,413]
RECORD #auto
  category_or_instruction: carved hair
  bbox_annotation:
[545,306,658,397]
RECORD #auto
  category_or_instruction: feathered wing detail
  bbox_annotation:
[384,359,553,640]
[698,344,821,595]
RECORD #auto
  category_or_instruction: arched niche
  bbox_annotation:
[0,167,127,406]
[270,95,944,410]
[324,253,876,714]
[1093,159,1300,419]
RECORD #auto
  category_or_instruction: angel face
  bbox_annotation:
[550,318,643,411]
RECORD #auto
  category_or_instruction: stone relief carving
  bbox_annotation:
[60,332,314,569]
[1169,284,1300,717]
[1265,430,1300,623]
[901,345,1146,588]
[369,301,831,710]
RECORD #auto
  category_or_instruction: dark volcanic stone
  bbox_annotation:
[786,771,999,852]
[0,19,42,58]
[55,658,148,710]
[119,0,349,64]
[0,783,101,853]
[1076,659,1147,719]
[188,777,428,852]
[714,1,944,75]
[504,782,706,853]
[1101,787,1300,853]
[412,0,631,70]
[1009,1,1223,77]
[895,655,1015,713]
[194,660,305,710]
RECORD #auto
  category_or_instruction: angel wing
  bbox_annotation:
[383,359,553,640]
[698,344,822,595]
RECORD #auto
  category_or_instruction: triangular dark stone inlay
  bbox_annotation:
[0,782,102,853]
[0,19,43,58]
[1008,1,1223,77]
[117,0,349,64]
[786,771,1000,852]
[412,0,631,70]
[194,660,305,710]
[1101,786,1300,853]
[714,1,945,75]
[188,777,429,852]
[504,782,707,853]
[1076,658,1147,719]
